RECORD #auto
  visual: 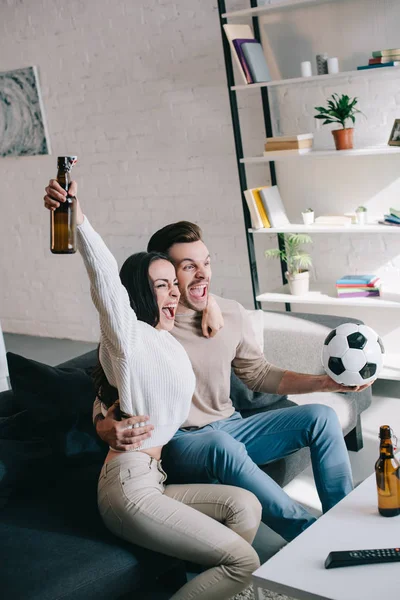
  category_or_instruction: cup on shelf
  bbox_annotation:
[327,57,340,74]
[355,206,368,225]
[302,209,315,225]
[301,61,313,77]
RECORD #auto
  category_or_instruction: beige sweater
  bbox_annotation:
[93,294,284,428]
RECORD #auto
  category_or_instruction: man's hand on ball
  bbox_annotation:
[323,374,374,393]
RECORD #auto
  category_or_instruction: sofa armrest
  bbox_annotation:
[261,311,362,375]
[261,310,372,417]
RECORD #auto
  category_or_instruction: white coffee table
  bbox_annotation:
[253,473,400,600]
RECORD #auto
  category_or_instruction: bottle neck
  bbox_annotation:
[380,441,395,458]
[57,169,71,193]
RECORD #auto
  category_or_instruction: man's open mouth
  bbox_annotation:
[189,284,208,300]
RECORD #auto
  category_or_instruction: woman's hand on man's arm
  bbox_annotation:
[95,402,154,451]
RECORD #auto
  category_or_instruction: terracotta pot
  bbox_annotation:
[332,128,354,151]
[286,271,310,296]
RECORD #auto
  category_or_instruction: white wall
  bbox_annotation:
[0,0,253,342]
[1,0,400,361]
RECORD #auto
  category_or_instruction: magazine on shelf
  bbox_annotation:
[259,186,290,227]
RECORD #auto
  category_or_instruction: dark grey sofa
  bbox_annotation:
[0,310,371,599]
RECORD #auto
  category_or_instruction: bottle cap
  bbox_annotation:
[379,425,392,439]
[57,156,78,172]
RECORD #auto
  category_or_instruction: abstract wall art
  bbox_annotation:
[0,66,51,157]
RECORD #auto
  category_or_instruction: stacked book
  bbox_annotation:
[223,24,271,85]
[380,207,400,227]
[336,275,381,298]
[264,134,313,155]
[244,185,290,230]
[357,49,400,71]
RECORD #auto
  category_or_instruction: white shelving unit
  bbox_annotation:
[256,282,400,308]
[241,146,400,163]
[250,223,400,234]
[232,65,400,91]
[222,0,345,19]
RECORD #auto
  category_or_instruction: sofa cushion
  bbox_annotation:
[0,462,179,600]
[7,352,107,465]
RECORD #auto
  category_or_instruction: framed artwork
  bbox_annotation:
[0,66,51,157]
[388,118,400,146]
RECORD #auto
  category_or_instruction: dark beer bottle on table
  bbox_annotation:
[375,425,400,517]
[50,156,78,254]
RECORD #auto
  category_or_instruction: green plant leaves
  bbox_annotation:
[265,233,313,275]
[314,93,364,128]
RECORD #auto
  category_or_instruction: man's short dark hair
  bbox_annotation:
[147,221,203,255]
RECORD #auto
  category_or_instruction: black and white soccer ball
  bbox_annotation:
[322,323,385,386]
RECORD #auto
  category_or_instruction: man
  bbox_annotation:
[94,221,370,542]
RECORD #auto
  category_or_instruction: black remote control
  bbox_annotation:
[325,547,400,569]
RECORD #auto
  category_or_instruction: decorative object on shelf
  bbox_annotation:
[355,205,368,224]
[359,48,400,70]
[335,274,381,298]
[327,57,340,74]
[265,233,313,295]
[322,322,384,386]
[0,66,51,157]
[301,60,312,77]
[388,119,400,146]
[264,133,313,153]
[244,187,271,229]
[314,93,364,150]
[316,53,328,75]
[259,186,290,227]
[302,208,315,225]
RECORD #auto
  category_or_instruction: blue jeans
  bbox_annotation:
[162,405,353,542]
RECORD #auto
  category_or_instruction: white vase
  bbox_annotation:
[302,211,314,225]
[356,211,367,225]
[286,271,310,295]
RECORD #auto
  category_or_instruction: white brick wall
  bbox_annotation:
[0,0,253,342]
[1,0,400,358]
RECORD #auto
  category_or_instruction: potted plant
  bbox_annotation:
[355,205,367,225]
[265,233,313,295]
[301,207,314,225]
[314,93,364,150]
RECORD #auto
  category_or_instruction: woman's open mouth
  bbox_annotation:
[162,304,177,320]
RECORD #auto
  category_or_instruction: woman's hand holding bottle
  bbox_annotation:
[44,179,84,225]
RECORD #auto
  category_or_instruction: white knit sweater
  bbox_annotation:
[77,217,196,450]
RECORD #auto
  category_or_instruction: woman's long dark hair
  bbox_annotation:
[92,251,174,412]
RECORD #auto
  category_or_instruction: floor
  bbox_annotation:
[3,332,400,566]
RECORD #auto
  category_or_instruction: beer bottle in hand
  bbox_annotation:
[375,425,400,517]
[50,156,78,254]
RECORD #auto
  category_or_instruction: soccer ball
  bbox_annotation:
[322,323,385,386]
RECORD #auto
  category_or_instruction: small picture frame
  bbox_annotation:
[388,119,400,146]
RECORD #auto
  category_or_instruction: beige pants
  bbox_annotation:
[98,452,261,600]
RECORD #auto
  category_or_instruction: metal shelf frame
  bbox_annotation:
[217,0,290,311]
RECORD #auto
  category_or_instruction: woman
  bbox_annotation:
[44,179,261,600]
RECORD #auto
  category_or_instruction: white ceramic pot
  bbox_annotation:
[302,211,314,225]
[355,211,367,225]
[286,271,310,295]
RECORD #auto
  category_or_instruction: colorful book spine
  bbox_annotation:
[337,290,381,298]
[336,275,379,285]
[372,49,400,58]
[252,188,271,229]
[369,56,400,64]
[232,39,255,84]
[357,62,399,70]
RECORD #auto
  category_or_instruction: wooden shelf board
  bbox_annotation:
[249,223,400,233]
[256,283,400,308]
[241,146,400,163]
[231,66,400,91]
